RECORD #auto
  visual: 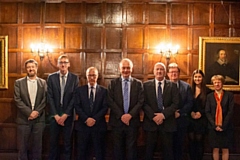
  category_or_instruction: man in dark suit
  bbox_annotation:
[143,62,179,160]
[47,55,79,160]
[14,59,46,160]
[74,67,108,160]
[108,58,144,160]
[167,63,193,160]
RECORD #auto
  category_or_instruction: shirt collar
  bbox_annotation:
[88,83,97,89]
[155,78,165,84]
[59,71,68,78]
[121,76,132,82]
[27,76,38,82]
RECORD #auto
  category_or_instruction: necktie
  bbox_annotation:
[123,79,129,113]
[157,82,163,112]
[89,87,94,112]
[60,76,66,105]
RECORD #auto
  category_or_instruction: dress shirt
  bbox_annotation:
[122,76,131,100]
[88,83,97,101]
[27,77,38,110]
[59,72,68,89]
[155,78,165,110]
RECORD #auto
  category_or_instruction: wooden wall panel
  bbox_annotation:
[0,27,18,48]
[45,27,62,49]
[64,27,82,49]
[231,5,240,25]
[126,3,144,24]
[105,52,122,75]
[214,27,230,36]
[171,28,188,50]
[106,3,122,24]
[45,3,61,23]
[22,2,41,24]
[85,27,102,49]
[148,4,166,24]
[171,3,188,25]
[126,27,143,49]
[86,52,102,72]
[85,3,102,24]
[0,2,18,23]
[22,27,41,49]
[65,3,82,23]
[214,4,229,24]
[8,53,17,73]
[127,53,143,74]
[192,28,209,50]
[105,27,122,49]
[192,4,209,25]
[148,27,167,49]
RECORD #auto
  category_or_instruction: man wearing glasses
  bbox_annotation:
[47,55,79,160]
[167,62,193,160]
[74,67,108,160]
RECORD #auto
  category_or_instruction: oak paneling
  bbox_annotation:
[148,27,167,49]
[171,3,188,25]
[8,52,17,73]
[126,3,144,24]
[22,27,41,49]
[85,27,102,49]
[22,2,41,24]
[45,3,61,23]
[192,4,209,25]
[65,3,82,23]
[0,2,18,24]
[214,3,229,24]
[64,27,82,49]
[106,3,123,24]
[127,53,143,74]
[0,26,18,48]
[45,27,62,49]
[126,27,143,49]
[105,52,122,75]
[105,27,122,49]
[192,28,209,50]
[85,3,102,24]
[148,4,166,24]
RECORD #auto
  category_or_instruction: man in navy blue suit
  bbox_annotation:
[167,63,193,160]
[74,67,108,160]
[47,55,79,160]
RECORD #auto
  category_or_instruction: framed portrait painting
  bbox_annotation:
[199,37,240,91]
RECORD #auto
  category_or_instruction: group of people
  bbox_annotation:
[14,55,234,160]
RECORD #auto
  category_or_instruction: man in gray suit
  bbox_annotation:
[14,59,47,160]
[108,58,144,160]
[143,62,179,160]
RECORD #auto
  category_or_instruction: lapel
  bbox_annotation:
[55,72,61,93]
[163,80,170,100]
[23,77,32,107]
[64,72,72,94]
[151,79,158,102]
[34,78,43,107]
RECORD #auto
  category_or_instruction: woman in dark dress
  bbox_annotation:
[205,75,234,160]
[188,69,211,160]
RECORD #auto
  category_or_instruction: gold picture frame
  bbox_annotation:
[0,36,8,89]
[199,37,240,91]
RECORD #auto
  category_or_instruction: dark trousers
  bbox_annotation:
[48,118,73,160]
[17,122,45,160]
[188,132,205,160]
[112,126,138,160]
[145,130,174,160]
[76,129,106,160]
[173,127,188,160]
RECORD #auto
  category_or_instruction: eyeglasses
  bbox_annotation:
[58,61,69,64]
[168,71,179,74]
[87,74,97,78]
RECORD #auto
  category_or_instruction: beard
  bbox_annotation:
[27,70,36,77]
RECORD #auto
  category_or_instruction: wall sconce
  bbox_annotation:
[157,43,179,65]
[30,43,53,61]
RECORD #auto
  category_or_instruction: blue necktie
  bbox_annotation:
[157,82,163,112]
[60,76,65,105]
[89,87,94,112]
[123,79,129,113]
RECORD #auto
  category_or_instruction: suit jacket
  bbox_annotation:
[176,80,193,128]
[47,71,79,123]
[108,77,144,128]
[143,79,179,132]
[205,91,234,131]
[74,84,108,131]
[14,77,47,124]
